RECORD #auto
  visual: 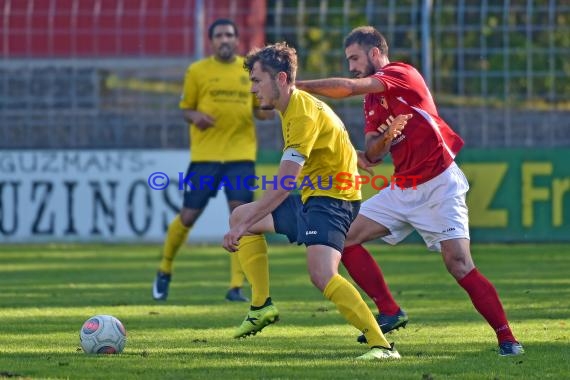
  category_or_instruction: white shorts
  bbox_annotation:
[360,162,470,252]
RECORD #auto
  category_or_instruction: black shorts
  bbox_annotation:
[182,161,255,209]
[272,194,361,252]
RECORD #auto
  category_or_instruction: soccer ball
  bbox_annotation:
[79,314,127,354]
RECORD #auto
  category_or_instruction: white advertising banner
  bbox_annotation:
[0,150,229,243]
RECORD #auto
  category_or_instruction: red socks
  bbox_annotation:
[341,245,518,344]
[341,244,400,315]
[458,268,518,344]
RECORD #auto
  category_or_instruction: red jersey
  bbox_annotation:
[364,62,464,188]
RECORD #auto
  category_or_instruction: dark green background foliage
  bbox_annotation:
[266,0,570,106]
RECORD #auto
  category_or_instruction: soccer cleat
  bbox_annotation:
[233,303,279,339]
[152,271,171,301]
[357,308,409,344]
[356,344,401,360]
[225,287,249,302]
[499,341,525,356]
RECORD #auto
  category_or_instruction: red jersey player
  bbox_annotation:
[363,62,464,188]
[297,25,524,357]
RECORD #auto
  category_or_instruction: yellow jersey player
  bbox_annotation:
[152,19,273,302]
[222,42,400,360]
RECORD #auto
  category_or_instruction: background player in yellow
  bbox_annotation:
[222,42,400,360]
[152,19,273,302]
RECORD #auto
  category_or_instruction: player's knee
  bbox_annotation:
[228,204,246,227]
[345,232,370,247]
[344,229,360,247]
[308,272,326,291]
[445,257,475,280]
[307,267,334,291]
[344,236,358,247]
[179,209,200,227]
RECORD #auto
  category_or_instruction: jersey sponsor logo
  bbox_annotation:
[377,114,395,133]
[391,134,406,145]
[305,230,318,235]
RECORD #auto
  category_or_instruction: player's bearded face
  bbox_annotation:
[217,43,234,60]
[362,58,376,77]
[349,58,375,78]
[211,25,237,61]
[346,44,375,78]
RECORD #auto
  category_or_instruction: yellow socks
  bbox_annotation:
[323,274,390,348]
[159,215,190,274]
[159,214,245,292]
[229,252,245,288]
[236,235,269,306]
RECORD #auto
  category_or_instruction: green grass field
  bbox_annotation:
[1,243,569,379]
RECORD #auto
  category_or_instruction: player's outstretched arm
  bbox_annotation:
[296,77,385,98]
[222,160,302,252]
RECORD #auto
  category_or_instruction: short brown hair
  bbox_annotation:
[243,42,298,83]
[344,26,389,55]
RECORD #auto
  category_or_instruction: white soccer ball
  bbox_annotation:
[79,314,127,354]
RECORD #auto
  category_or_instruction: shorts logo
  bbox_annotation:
[305,230,318,235]
[442,227,456,233]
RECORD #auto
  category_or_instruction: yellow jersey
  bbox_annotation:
[281,89,361,203]
[179,56,257,162]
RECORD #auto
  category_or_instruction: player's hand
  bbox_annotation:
[192,113,215,130]
[223,225,247,252]
[384,113,412,142]
[356,150,380,175]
